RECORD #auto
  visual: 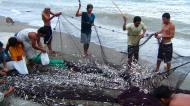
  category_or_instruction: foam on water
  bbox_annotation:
[173,39,190,56]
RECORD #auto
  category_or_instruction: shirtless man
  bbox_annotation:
[155,13,175,72]
[42,8,62,54]
[153,85,190,106]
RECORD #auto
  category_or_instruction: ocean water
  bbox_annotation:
[0,0,190,61]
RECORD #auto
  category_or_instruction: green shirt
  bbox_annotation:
[126,22,147,46]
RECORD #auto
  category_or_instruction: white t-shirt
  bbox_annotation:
[16,28,37,42]
[16,28,38,59]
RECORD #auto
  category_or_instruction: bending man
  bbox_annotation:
[15,27,47,61]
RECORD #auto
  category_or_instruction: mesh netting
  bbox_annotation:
[8,15,190,106]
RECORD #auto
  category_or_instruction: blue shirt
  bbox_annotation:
[0,48,11,64]
[81,12,95,34]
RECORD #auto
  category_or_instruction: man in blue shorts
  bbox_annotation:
[76,3,95,56]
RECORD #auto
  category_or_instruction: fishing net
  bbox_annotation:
[6,13,190,106]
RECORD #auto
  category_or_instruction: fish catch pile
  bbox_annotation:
[6,56,162,106]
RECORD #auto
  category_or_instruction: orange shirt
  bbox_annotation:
[161,22,175,38]
[9,44,24,61]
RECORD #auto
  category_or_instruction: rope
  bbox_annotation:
[59,15,83,55]
[120,33,155,63]
[62,14,121,67]
[175,62,190,89]
[58,17,63,53]
[62,14,127,34]
[61,15,81,30]
[78,0,81,4]
[144,61,190,81]
[61,13,190,66]
[62,14,107,64]
[53,17,60,30]
[173,52,190,59]
[94,25,108,64]
[110,0,125,16]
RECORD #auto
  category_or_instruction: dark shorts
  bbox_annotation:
[128,45,139,61]
[44,26,52,44]
[157,43,173,63]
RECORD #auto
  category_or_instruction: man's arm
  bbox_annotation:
[76,4,82,17]
[155,28,163,36]
[140,29,147,38]
[140,24,147,38]
[50,11,55,16]
[37,37,43,48]
[143,29,147,35]
[91,15,95,26]
[3,86,14,97]
[155,27,163,39]
[30,36,46,53]
[42,13,55,22]
[50,11,62,17]
[123,16,128,31]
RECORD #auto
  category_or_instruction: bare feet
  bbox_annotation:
[83,53,91,57]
